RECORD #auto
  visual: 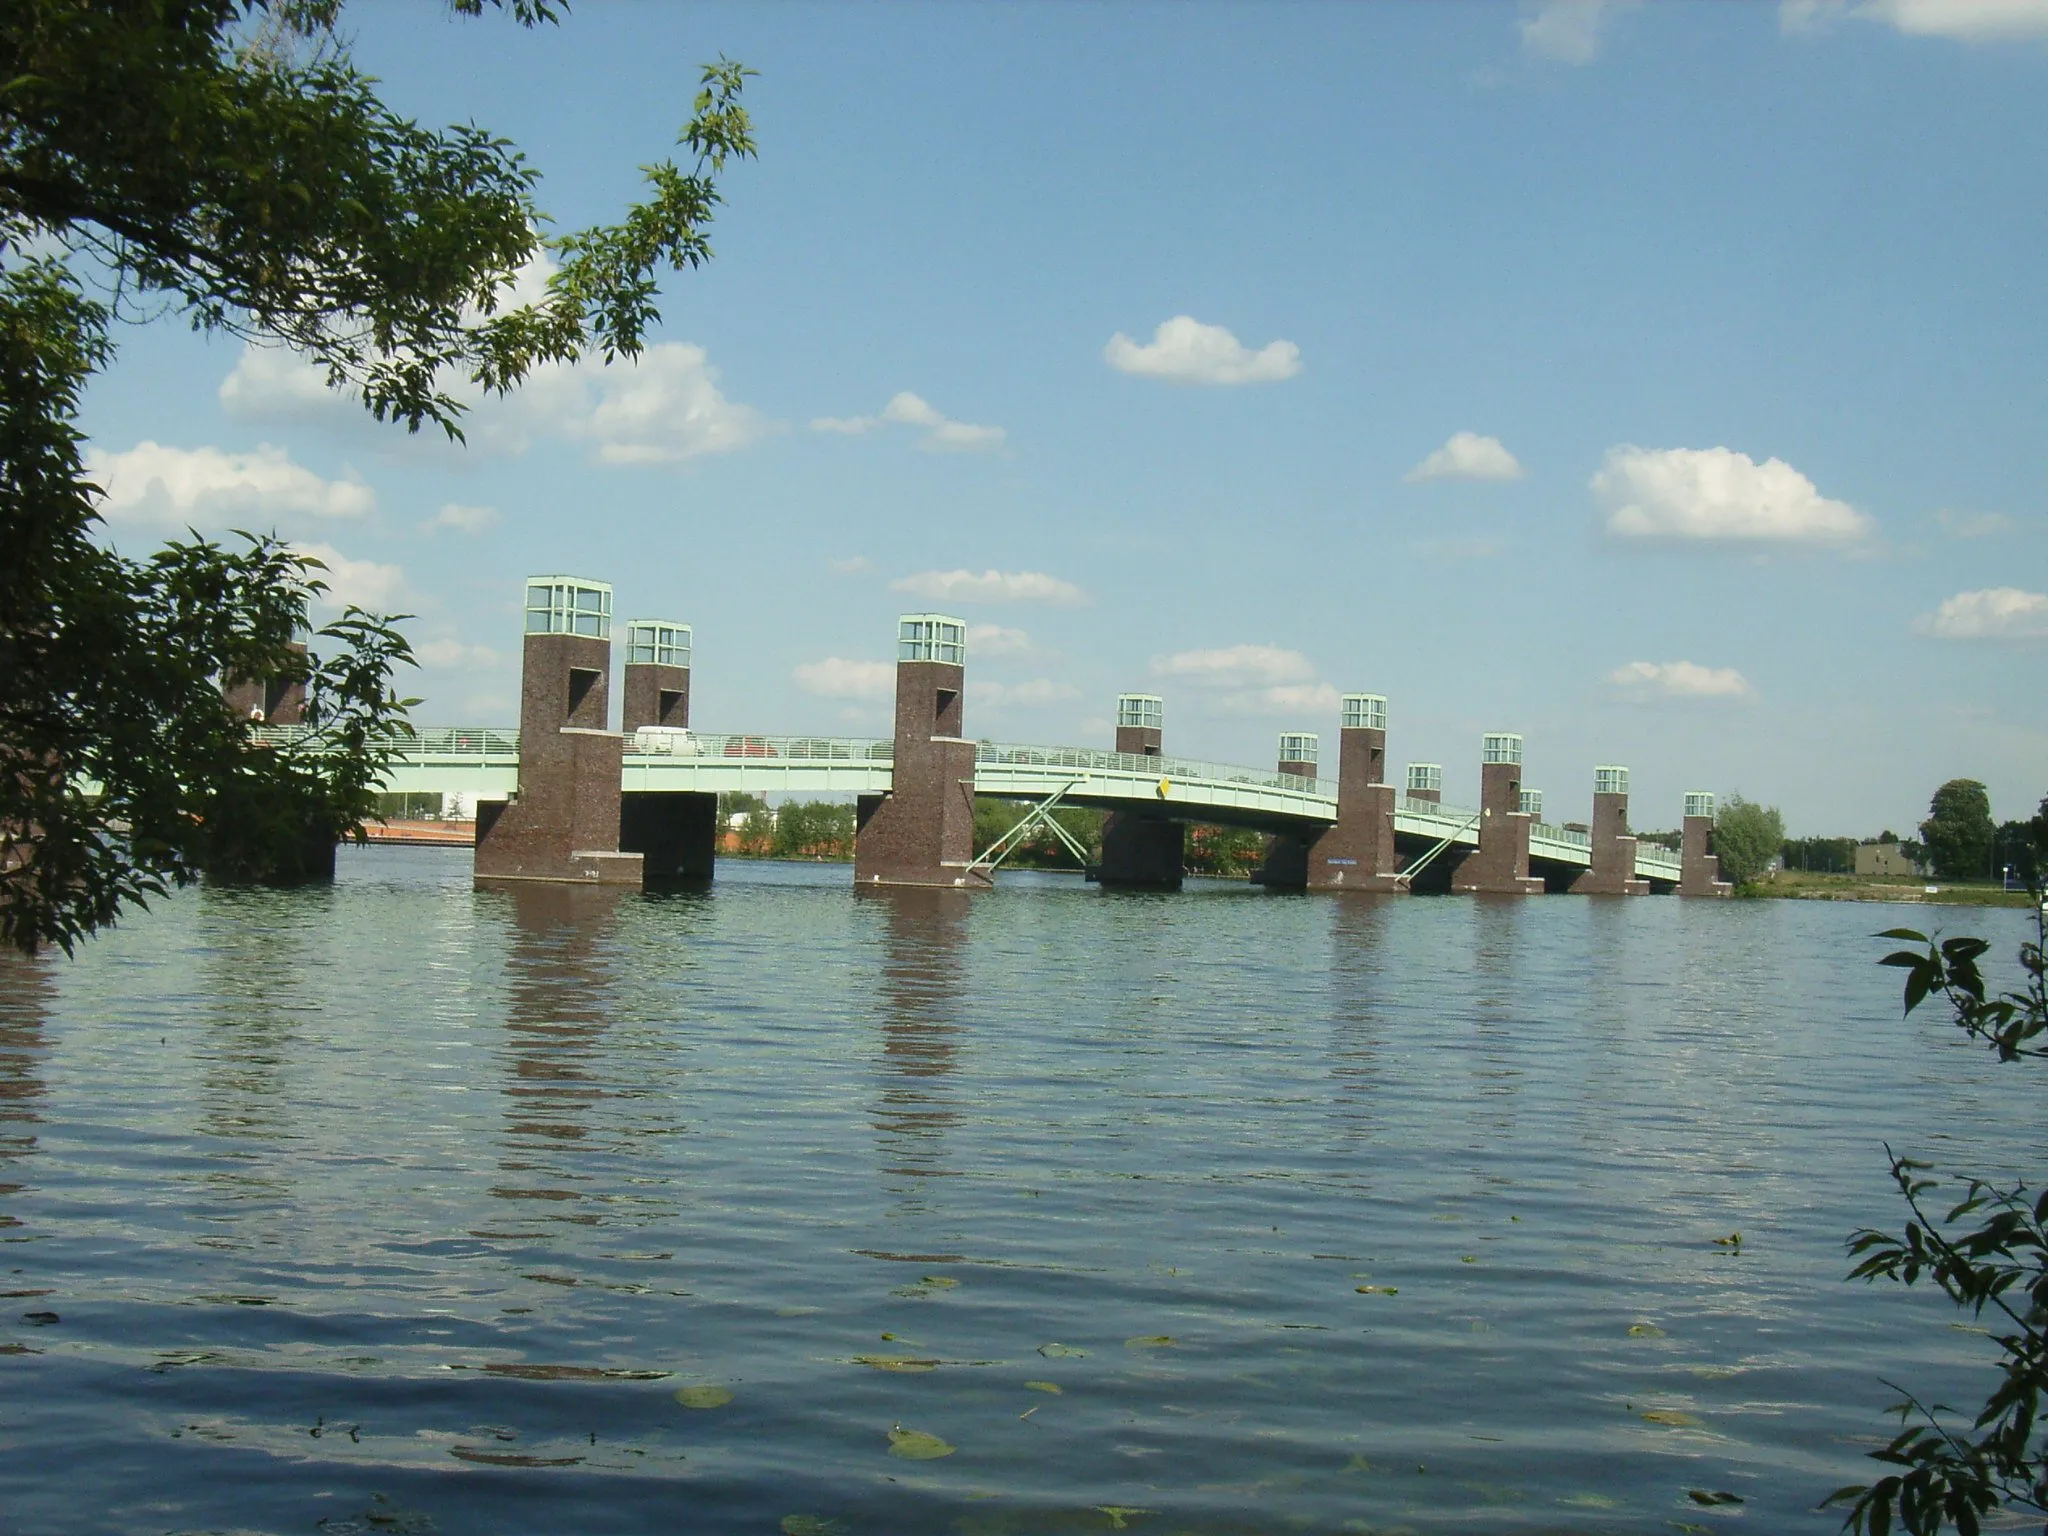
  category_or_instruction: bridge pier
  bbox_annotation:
[1307,695,1401,893]
[615,619,714,880]
[1569,766,1649,895]
[1095,694,1183,890]
[1252,732,1321,890]
[1678,791,1733,897]
[1452,733,1543,895]
[854,615,989,890]
[475,576,644,887]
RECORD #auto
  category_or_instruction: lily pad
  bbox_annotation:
[1628,1322,1665,1338]
[852,1354,940,1373]
[1023,1380,1063,1394]
[674,1384,734,1409]
[1354,1285,1399,1296]
[1095,1509,1152,1530]
[1640,1408,1701,1428]
[886,1423,955,1460]
[1038,1342,1086,1358]
[1124,1335,1178,1350]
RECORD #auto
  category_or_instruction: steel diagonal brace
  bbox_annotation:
[1395,813,1481,890]
[975,780,1087,871]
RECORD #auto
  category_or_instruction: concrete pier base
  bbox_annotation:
[620,791,717,880]
[1094,811,1184,889]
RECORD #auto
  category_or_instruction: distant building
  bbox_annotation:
[1856,842,1918,878]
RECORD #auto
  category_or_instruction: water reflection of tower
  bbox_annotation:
[1325,896,1391,1145]
[491,883,627,1223]
[867,887,970,1209]
[0,956,51,1234]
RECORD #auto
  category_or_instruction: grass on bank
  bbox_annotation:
[1738,869,2038,908]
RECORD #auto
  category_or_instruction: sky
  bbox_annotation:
[74,0,2048,836]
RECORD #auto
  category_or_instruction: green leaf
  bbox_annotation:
[885,1423,954,1460]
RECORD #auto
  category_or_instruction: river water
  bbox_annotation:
[0,849,2040,1535]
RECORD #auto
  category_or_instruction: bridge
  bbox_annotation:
[338,725,1689,888]
[242,574,1735,898]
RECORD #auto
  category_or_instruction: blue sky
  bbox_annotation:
[77,0,2048,836]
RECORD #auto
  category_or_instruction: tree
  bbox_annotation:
[1786,835,1858,874]
[1829,897,2048,1534]
[1921,780,1997,882]
[1713,795,1784,886]
[1,2,754,954]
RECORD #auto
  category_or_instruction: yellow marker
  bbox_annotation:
[1157,777,1171,799]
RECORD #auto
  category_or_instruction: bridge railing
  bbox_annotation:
[645,733,894,762]
[1531,821,1592,849]
[1399,794,1480,823]
[1635,842,1683,872]
[249,724,521,757]
[976,741,1335,797]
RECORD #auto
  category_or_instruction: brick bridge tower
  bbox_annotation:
[1253,731,1321,888]
[855,615,987,889]
[1570,766,1648,894]
[1405,763,1443,805]
[1306,693,1401,892]
[1452,732,1542,894]
[222,640,309,726]
[1095,693,1184,889]
[475,576,642,887]
[616,618,716,881]
[1679,790,1733,896]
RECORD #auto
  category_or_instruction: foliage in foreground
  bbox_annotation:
[1829,897,2048,1535]
[1,2,753,954]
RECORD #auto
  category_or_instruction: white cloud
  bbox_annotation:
[414,637,500,670]
[292,542,409,613]
[1152,643,1315,687]
[1404,431,1527,484]
[967,623,1033,656]
[975,678,1080,708]
[1914,587,2048,641]
[831,555,873,574]
[1103,316,1302,386]
[1936,509,2015,539]
[1520,0,1640,62]
[569,344,769,465]
[810,391,1006,453]
[1240,681,1343,716]
[1593,445,1872,544]
[890,569,1087,606]
[1604,660,1756,701]
[423,502,498,535]
[1784,0,2048,40]
[86,441,375,529]
[794,658,895,699]
[220,339,767,466]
